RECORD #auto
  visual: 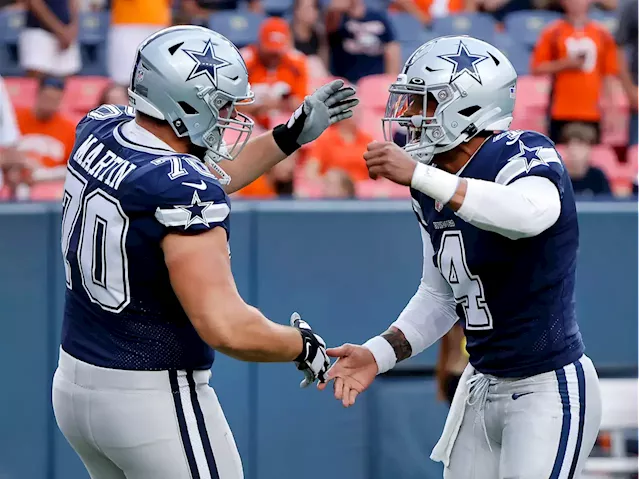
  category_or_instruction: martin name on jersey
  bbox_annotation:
[411,129,584,377]
[60,104,230,371]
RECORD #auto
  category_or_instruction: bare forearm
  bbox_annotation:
[381,326,412,362]
[531,59,573,75]
[617,48,636,91]
[200,303,303,362]
[220,130,287,194]
[384,42,402,76]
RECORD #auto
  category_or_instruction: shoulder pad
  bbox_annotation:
[494,130,564,188]
[145,155,230,232]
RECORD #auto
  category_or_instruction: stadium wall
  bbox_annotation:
[0,200,636,479]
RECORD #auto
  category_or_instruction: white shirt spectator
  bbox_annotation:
[0,76,19,148]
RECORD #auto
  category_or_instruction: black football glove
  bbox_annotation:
[272,80,359,156]
[290,312,330,388]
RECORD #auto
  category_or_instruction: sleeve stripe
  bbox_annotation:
[155,203,230,228]
[412,198,428,228]
[495,147,562,186]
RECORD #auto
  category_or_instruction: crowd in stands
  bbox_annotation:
[0,0,637,200]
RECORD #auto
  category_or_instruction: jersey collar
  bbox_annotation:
[121,120,176,153]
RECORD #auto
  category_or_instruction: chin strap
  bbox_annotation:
[204,151,231,185]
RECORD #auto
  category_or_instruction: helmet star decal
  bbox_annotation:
[183,39,230,85]
[437,41,489,85]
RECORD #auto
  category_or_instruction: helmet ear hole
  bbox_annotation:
[458,105,481,117]
[178,101,199,115]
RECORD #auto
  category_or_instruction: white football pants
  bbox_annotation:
[438,355,602,479]
[52,348,244,479]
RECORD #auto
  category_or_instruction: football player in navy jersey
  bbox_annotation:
[321,36,602,478]
[52,25,357,479]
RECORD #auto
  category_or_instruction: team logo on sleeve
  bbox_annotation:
[175,190,216,229]
[183,40,230,85]
[509,140,547,173]
[438,41,489,85]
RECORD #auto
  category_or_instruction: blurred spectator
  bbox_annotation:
[391,0,475,26]
[19,0,81,78]
[323,168,356,198]
[98,82,129,106]
[181,0,263,24]
[531,0,619,144]
[305,108,372,181]
[436,322,468,406]
[14,77,75,189]
[562,122,612,195]
[291,0,329,72]
[615,0,638,145]
[108,0,171,86]
[0,0,19,7]
[477,0,560,21]
[235,154,296,197]
[240,17,309,129]
[0,75,28,200]
[325,0,401,83]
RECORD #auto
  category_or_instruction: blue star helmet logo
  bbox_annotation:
[510,140,547,173]
[183,39,231,86]
[438,41,489,85]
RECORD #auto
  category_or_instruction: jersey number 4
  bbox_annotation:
[61,165,130,313]
[437,231,493,330]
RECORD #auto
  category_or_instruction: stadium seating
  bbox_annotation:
[0,8,25,76]
[358,110,385,141]
[77,11,110,76]
[431,12,497,43]
[492,34,531,75]
[308,75,339,93]
[356,74,397,114]
[514,75,551,112]
[509,111,547,134]
[3,76,37,110]
[355,178,409,198]
[504,10,562,49]
[263,0,294,16]
[589,8,618,35]
[388,12,429,44]
[556,143,631,190]
[62,76,111,114]
[208,12,266,48]
[29,181,64,201]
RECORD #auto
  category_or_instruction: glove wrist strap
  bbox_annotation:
[294,328,312,363]
[272,124,301,156]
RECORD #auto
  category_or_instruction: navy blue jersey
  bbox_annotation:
[26,0,70,29]
[412,130,584,377]
[60,104,230,371]
[328,10,396,84]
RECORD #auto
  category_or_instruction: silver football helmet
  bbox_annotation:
[128,25,254,183]
[383,35,517,164]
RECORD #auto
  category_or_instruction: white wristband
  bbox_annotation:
[362,336,397,375]
[411,162,460,205]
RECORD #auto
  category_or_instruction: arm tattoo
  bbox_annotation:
[381,327,412,362]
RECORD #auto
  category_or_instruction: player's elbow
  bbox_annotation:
[191,300,265,353]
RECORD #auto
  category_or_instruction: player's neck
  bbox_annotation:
[566,13,589,28]
[135,115,190,154]
[434,136,489,174]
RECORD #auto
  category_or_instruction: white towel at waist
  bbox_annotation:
[430,362,474,467]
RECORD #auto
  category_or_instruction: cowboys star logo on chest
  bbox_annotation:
[182,39,230,85]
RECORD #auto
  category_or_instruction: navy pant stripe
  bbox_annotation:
[169,370,200,479]
[567,361,586,478]
[187,370,220,479]
[550,367,571,479]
